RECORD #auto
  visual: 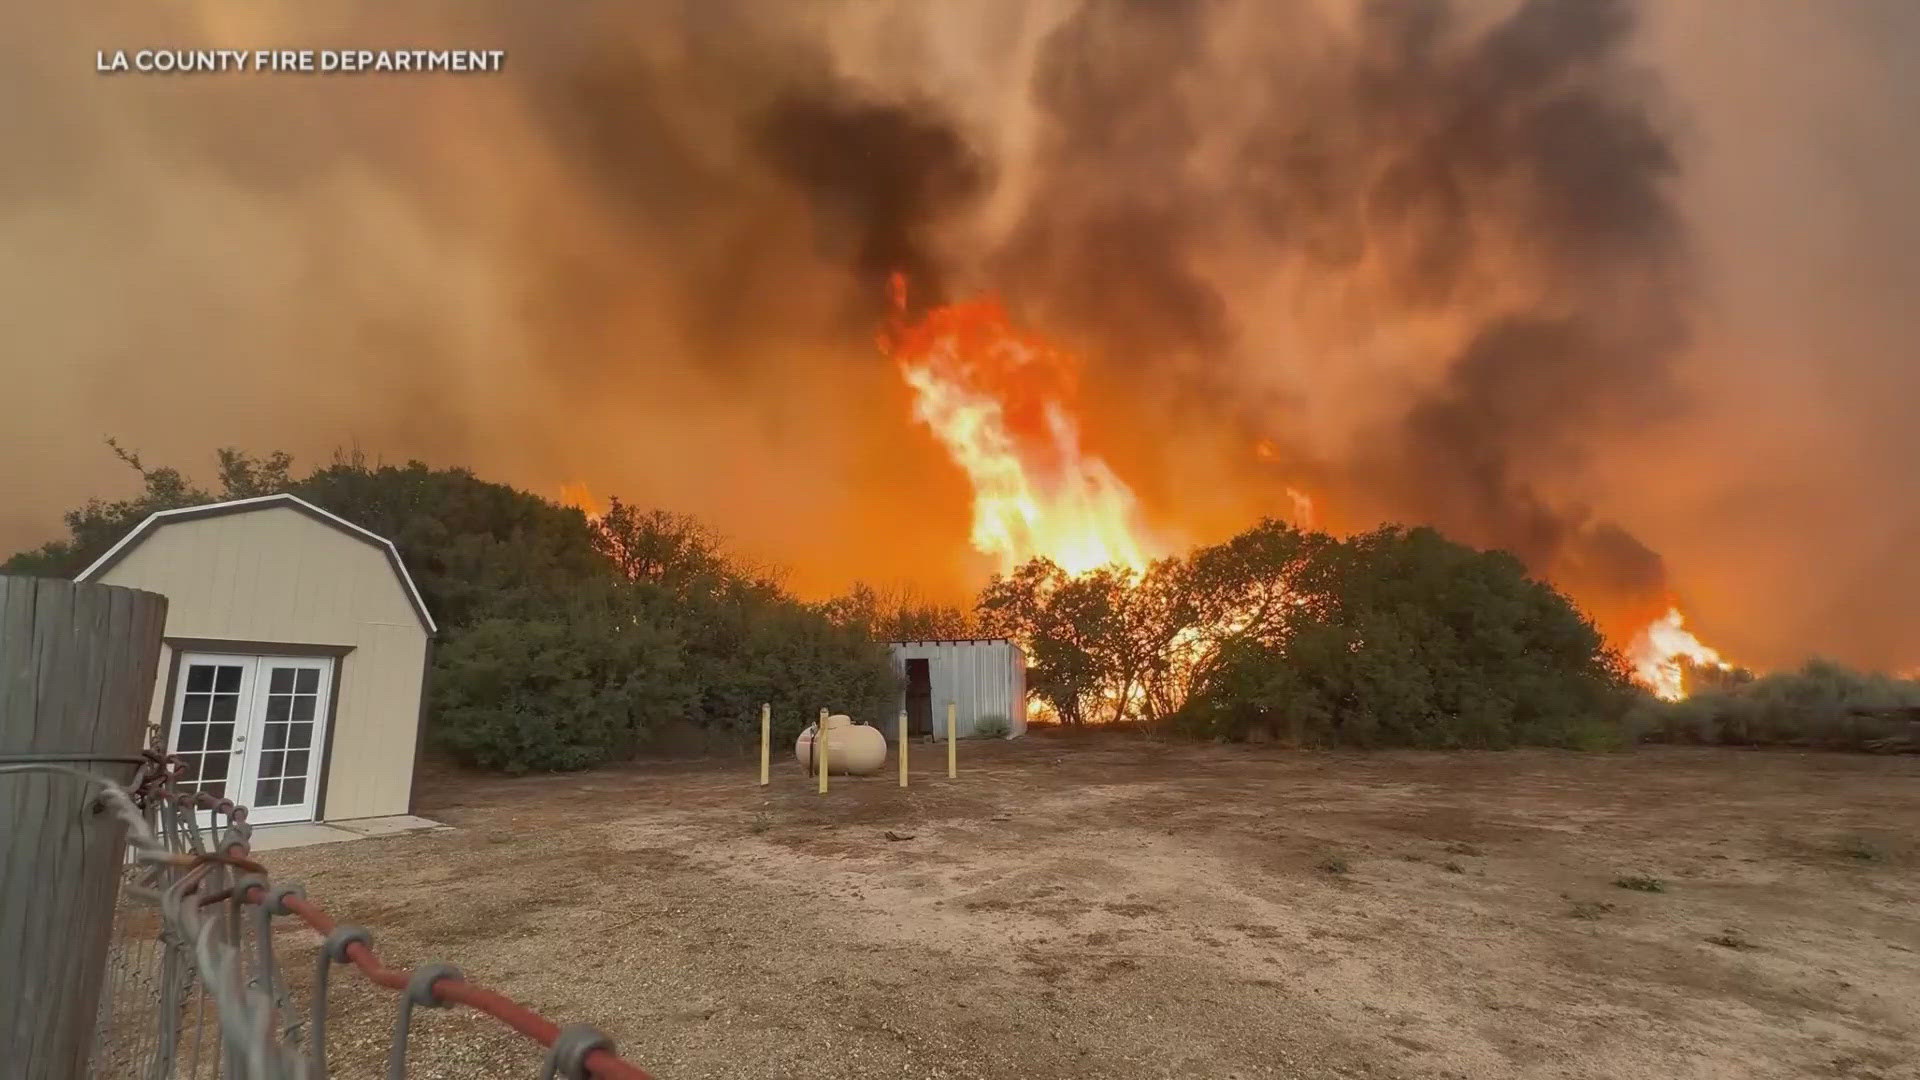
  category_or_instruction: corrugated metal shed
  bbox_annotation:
[887,639,1028,739]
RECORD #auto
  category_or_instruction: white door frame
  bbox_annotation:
[168,652,335,826]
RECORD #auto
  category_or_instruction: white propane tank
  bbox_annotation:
[795,713,888,776]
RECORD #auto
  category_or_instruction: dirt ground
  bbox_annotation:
[266,733,1920,1079]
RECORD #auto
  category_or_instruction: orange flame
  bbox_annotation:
[882,274,1150,575]
[1254,440,1318,529]
[558,481,604,523]
[882,276,1733,699]
[1627,605,1730,701]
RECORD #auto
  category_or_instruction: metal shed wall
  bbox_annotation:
[887,639,1028,738]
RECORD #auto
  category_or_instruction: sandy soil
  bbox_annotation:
[263,734,1920,1079]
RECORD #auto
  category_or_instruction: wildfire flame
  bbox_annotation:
[1255,439,1319,529]
[1627,605,1730,701]
[881,278,1736,699]
[862,272,1740,700]
[559,481,604,523]
[881,273,1149,575]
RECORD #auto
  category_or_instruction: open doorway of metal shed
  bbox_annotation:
[905,658,933,738]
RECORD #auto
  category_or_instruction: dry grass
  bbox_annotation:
[264,735,1920,1079]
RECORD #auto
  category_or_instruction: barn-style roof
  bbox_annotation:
[75,493,436,633]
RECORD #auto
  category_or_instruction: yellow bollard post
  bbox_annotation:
[898,710,909,788]
[947,701,957,779]
[759,703,770,786]
[817,707,830,794]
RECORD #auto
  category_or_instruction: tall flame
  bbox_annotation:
[882,274,1149,575]
[1627,605,1730,701]
[559,481,604,523]
[880,278,1734,698]
[1255,439,1319,529]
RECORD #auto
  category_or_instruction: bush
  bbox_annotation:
[1630,660,1920,750]
[975,714,1011,738]
[431,581,696,773]
[11,443,900,774]
[1171,527,1638,749]
[429,548,898,770]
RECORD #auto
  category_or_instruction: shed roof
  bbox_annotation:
[75,493,436,633]
[888,638,1018,647]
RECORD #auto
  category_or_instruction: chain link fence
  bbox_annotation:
[8,752,651,1080]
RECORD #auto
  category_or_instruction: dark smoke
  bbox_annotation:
[7,0,1919,668]
[990,0,1233,367]
[2,0,1694,621]
[1345,0,1688,613]
[980,0,1690,620]
[755,87,990,308]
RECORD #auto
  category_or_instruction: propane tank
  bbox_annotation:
[795,713,888,776]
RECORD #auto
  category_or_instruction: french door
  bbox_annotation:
[168,653,334,826]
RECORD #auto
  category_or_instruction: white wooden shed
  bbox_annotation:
[76,494,435,825]
[887,639,1028,739]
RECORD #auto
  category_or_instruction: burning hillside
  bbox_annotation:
[881,273,1732,700]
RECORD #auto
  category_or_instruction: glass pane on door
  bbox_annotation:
[175,662,245,799]
[253,663,322,809]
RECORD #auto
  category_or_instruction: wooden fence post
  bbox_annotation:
[947,701,957,779]
[0,576,168,1078]
[817,707,830,794]
[898,710,908,788]
[759,703,770,786]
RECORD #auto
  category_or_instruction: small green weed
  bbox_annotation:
[1317,855,1350,875]
[1838,836,1889,864]
[1569,900,1616,920]
[1443,861,1466,874]
[1614,874,1666,893]
[1706,927,1756,950]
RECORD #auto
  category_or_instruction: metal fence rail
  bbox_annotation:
[7,751,653,1079]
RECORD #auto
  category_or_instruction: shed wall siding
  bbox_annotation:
[887,640,1028,738]
[95,506,427,820]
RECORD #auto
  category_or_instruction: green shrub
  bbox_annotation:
[431,567,897,771]
[12,443,899,774]
[431,583,695,773]
[976,714,1011,738]
[1632,660,1920,751]
[1171,527,1638,749]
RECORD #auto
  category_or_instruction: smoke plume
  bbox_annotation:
[4,0,1918,670]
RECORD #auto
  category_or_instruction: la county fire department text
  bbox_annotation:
[96,49,507,74]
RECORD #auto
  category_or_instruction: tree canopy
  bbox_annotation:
[979,519,1641,748]
[6,443,895,773]
[22,442,1896,766]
